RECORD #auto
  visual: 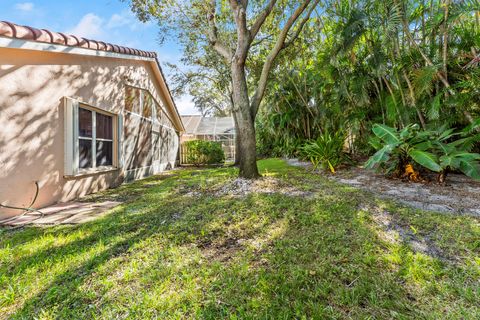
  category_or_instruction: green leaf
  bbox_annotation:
[427,94,441,120]
[413,141,433,151]
[451,152,480,161]
[410,130,433,145]
[408,149,442,172]
[413,65,438,97]
[459,160,480,180]
[448,135,479,151]
[433,141,454,155]
[437,128,457,141]
[440,152,480,171]
[439,155,456,168]
[365,145,393,169]
[399,126,412,139]
[372,124,401,145]
[327,160,335,173]
[462,118,480,134]
[368,136,383,150]
[384,96,398,123]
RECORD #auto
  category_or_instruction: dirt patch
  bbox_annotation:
[333,167,480,217]
[198,237,244,263]
[287,159,480,217]
[286,158,312,169]
[214,177,313,197]
[181,177,314,198]
[359,204,456,263]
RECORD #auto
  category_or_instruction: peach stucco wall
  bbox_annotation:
[0,46,176,219]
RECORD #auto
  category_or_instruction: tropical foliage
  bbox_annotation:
[301,130,348,173]
[256,0,480,177]
[365,123,480,182]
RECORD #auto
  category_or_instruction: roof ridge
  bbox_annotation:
[0,20,157,59]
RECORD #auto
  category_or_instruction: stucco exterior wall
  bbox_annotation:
[0,46,179,219]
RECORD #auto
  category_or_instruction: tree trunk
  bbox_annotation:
[231,61,260,179]
[437,170,448,184]
[232,112,241,166]
[234,109,260,178]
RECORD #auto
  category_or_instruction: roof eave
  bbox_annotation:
[0,36,185,133]
[150,58,185,132]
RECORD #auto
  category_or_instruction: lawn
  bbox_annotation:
[0,159,479,319]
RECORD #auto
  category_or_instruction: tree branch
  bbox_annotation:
[283,1,319,49]
[250,0,278,40]
[251,35,274,47]
[207,0,233,61]
[229,0,250,61]
[250,0,318,115]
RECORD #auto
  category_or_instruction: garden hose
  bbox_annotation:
[0,181,44,224]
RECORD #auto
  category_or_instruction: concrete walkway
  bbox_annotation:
[1,201,121,227]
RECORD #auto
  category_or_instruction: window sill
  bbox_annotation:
[64,167,120,178]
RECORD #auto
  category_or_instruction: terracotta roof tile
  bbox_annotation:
[0,20,157,59]
[0,20,183,131]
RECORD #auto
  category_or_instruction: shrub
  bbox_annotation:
[300,130,347,173]
[256,128,305,158]
[184,140,225,166]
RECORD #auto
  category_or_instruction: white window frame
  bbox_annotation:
[64,97,123,177]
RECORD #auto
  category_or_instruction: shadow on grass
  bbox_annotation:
[194,193,413,319]
[1,166,252,317]
[1,160,478,318]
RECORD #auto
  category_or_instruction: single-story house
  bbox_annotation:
[0,21,184,220]
[180,115,236,162]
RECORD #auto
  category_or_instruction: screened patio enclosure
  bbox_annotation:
[181,116,236,162]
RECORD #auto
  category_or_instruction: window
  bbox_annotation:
[78,108,93,168]
[125,86,152,119]
[64,97,121,176]
[124,114,153,170]
[125,85,165,123]
[78,107,114,169]
[124,86,156,170]
[96,113,114,167]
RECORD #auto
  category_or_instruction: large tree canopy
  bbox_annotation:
[167,50,232,117]
[126,0,321,178]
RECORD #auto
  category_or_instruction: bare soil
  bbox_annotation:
[287,158,480,262]
[213,177,313,198]
[181,176,314,198]
[359,203,457,263]
[287,158,480,217]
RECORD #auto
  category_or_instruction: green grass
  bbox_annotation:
[0,158,479,319]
